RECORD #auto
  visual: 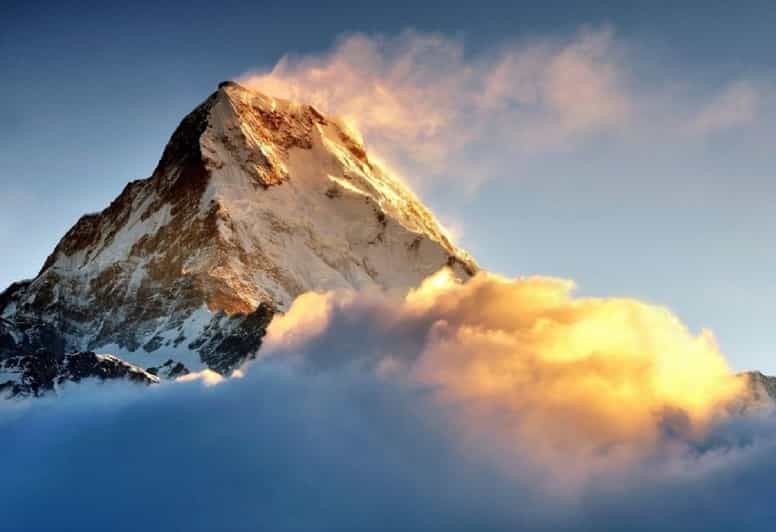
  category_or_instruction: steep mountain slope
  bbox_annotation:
[0,81,476,394]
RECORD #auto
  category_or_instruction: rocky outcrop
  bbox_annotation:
[0,350,158,399]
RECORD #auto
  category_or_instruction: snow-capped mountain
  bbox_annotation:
[0,81,476,396]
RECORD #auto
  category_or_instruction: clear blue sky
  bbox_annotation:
[1,1,774,372]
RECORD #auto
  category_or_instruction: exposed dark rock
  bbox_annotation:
[167,362,189,378]
[218,80,243,90]
[0,350,158,399]
[194,302,275,374]
[0,280,31,314]
[0,316,65,359]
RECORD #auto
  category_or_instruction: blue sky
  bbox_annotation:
[1,1,775,372]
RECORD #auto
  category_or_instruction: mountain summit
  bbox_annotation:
[0,81,476,396]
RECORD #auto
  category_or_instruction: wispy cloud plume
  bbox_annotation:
[240,28,764,190]
[688,80,760,135]
[241,28,631,188]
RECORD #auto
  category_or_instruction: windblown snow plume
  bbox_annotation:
[241,29,764,190]
[242,29,630,188]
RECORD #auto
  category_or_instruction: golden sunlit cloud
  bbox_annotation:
[175,369,225,386]
[263,268,745,481]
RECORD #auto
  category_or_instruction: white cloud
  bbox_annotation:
[260,268,748,486]
[689,81,760,135]
[240,28,765,191]
[2,300,776,531]
[240,28,633,189]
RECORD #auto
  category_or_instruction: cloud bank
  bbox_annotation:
[3,269,776,531]
[262,269,746,482]
[240,29,765,190]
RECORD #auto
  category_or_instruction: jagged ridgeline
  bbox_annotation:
[0,81,477,397]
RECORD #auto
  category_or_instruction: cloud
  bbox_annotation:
[239,29,764,190]
[240,28,632,190]
[1,340,775,531]
[262,269,748,484]
[688,81,760,135]
[175,368,225,386]
[2,269,776,531]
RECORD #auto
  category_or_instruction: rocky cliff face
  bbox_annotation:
[0,350,159,398]
[0,81,476,395]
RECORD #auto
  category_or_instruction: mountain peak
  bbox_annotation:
[217,79,242,90]
[0,83,476,392]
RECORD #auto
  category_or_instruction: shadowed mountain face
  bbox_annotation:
[0,81,476,396]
